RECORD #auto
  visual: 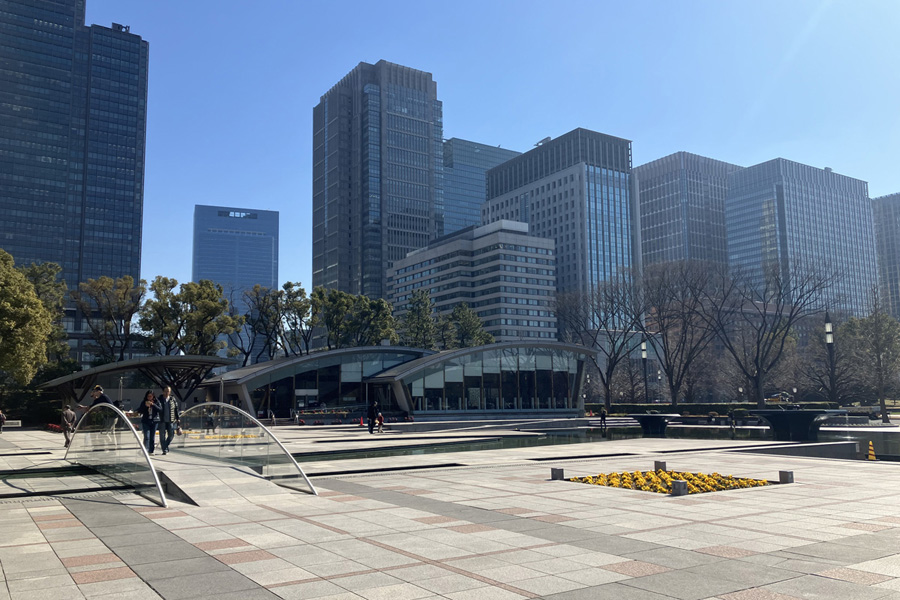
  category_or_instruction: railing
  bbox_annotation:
[174,402,317,495]
[65,404,168,507]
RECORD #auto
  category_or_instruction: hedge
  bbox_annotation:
[586,402,839,416]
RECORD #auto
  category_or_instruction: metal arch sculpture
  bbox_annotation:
[175,402,317,496]
[65,403,168,508]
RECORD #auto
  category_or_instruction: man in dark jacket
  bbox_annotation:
[158,386,181,455]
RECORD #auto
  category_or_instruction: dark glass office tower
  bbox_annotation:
[192,206,279,306]
[312,60,443,300]
[442,138,520,235]
[0,0,148,289]
[873,193,900,319]
[634,152,742,268]
[726,159,876,317]
[482,128,633,296]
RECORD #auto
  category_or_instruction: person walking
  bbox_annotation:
[376,412,384,434]
[0,409,6,434]
[158,386,180,455]
[367,402,378,435]
[137,390,162,454]
[62,405,77,448]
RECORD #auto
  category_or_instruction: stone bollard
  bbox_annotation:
[654,460,667,472]
[779,470,794,484]
[671,480,688,496]
[551,468,565,480]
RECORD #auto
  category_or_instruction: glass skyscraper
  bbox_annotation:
[192,205,279,309]
[482,128,633,296]
[634,152,741,268]
[873,193,900,319]
[312,60,443,300]
[0,0,149,360]
[726,159,876,317]
[442,138,520,235]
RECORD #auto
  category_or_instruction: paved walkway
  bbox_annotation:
[2,428,900,599]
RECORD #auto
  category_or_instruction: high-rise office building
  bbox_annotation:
[387,220,557,342]
[634,152,742,268]
[0,0,149,360]
[192,206,279,308]
[726,159,877,317]
[442,138,520,235]
[482,128,633,296]
[873,193,900,319]
[312,60,443,300]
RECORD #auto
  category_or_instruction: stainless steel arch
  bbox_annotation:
[175,402,317,495]
[65,403,168,507]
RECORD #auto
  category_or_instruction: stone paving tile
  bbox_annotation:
[601,559,672,577]
[765,573,894,599]
[817,567,895,585]
[70,567,136,584]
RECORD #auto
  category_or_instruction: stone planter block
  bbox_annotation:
[779,470,794,484]
[654,460,667,472]
[671,480,688,496]
[551,468,565,480]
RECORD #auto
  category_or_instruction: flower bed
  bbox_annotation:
[569,469,769,494]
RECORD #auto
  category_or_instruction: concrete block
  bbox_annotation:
[550,468,565,480]
[671,480,688,496]
[654,460,667,472]
[779,470,794,484]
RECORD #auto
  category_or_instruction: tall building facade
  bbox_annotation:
[873,193,900,319]
[192,206,279,309]
[312,60,443,300]
[634,152,741,268]
[0,0,149,360]
[387,220,557,342]
[482,128,633,296]
[442,138,520,235]
[726,159,877,317]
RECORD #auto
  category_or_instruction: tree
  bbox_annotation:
[556,272,643,410]
[179,280,242,355]
[842,294,900,423]
[399,289,437,350]
[0,250,53,384]
[70,275,146,363]
[139,276,185,355]
[639,261,720,408]
[243,284,283,362]
[450,303,493,348]
[311,288,398,349]
[798,313,867,405]
[280,282,314,356]
[706,263,832,408]
[18,261,69,362]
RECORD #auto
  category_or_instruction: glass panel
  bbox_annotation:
[175,403,316,495]
[65,404,167,507]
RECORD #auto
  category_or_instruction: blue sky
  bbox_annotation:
[87,0,900,290]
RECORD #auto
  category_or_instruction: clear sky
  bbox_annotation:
[86,0,900,291]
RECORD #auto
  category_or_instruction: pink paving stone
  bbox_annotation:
[71,567,136,584]
[447,524,497,533]
[194,539,253,551]
[841,522,892,532]
[696,546,759,558]
[62,553,121,568]
[37,520,84,530]
[217,549,278,565]
[601,560,672,577]
[413,516,457,524]
[317,491,346,497]
[720,590,803,600]
[877,516,900,525]
[816,567,895,585]
[531,515,576,523]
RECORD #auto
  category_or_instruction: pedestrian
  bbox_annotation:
[136,390,162,454]
[376,412,384,434]
[158,386,180,455]
[600,407,607,429]
[62,404,77,448]
[0,409,5,434]
[205,407,215,434]
[367,402,378,435]
[80,385,112,411]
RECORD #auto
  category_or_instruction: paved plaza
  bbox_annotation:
[2,426,900,599]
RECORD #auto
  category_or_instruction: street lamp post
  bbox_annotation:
[641,341,649,403]
[825,310,837,405]
[657,370,662,403]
